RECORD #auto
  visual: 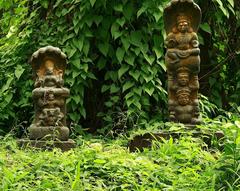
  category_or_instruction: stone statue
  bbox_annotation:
[28,46,70,141]
[164,0,202,125]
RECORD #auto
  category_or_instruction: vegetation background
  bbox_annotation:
[0,0,239,190]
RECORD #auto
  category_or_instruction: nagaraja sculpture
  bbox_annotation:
[164,0,202,125]
[128,0,225,152]
[18,46,75,151]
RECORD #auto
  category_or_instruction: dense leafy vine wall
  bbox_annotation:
[0,0,239,134]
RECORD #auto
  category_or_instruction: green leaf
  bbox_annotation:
[98,43,109,56]
[142,74,153,83]
[79,107,86,118]
[5,93,13,104]
[125,54,135,66]
[101,85,110,93]
[72,36,84,51]
[61,8,69,16]
[145,85,154,96]
[97,57,107,70]
[125,91,134,100]
[121,37,130,51]
[126,98,135,107]
[116,47,125,63]
[73,15,79,27]
[90,0,96,7]
[94,15,103,26]
[153,35,163,47]
[129,70,140,81]
[40,0,49,9]
[116,17,125,27]
[137,6,147,18]
[133,87,142,96]
[94,159,106,164]
[130,31,142,47]
[133,100,141,110]
[122,81,134,92]
[227,0,234,7]
[105,101,113,107]
[15,65,25,79]
[123,3,134,20]
[105,71,118,81]
[140,43,149,54]
[118,65,129,79]
[88,73,97,80]
[200,23,211,34]
[83,40,90,56]
[215,0,223,8]
[110,84,120,93]
[113,4,123,12]
[153,11,162,22]
[66,47,77,58]
[111,23,122,40]
[157,60,166,72]
[133,48,141,56]
[153,47,163,59]
[73,95,81,104]
[144,54,155,65]
[72,70,80,78]
[111,96,119,103]
[215,0,229,18]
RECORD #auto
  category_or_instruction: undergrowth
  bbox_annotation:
[0,116,239,191]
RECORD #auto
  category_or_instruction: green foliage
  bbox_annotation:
[0,0,169,133]
[196,0,240,108]
[0,115,240,190]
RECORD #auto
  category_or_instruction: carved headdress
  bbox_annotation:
[30,46,67,79]
[163,0,201,34]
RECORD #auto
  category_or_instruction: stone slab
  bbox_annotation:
[128,130,224,152]
[17,139,76,151]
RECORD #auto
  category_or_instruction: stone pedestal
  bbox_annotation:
[17,139,75,151]
[128,128,224,152]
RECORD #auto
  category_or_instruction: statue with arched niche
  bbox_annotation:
[164,0,201,125]
[28,46,71,141]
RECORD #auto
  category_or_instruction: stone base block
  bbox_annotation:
[128,130,224,152]
[28,125,69,141]
[17,139,76,151]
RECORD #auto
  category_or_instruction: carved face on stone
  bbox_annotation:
[177,20,189,33]
[177,72,189,86]
[177,89,190,106]
[44,60,55,75]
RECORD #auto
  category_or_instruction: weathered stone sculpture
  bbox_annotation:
[18,46,75,151]
[29,46,70,140]
[164,0,201,125]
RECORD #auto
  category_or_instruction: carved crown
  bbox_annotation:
[177,14,190,24]
[177,87,191,96]
[177,67,190,73]
[163,0,201,34]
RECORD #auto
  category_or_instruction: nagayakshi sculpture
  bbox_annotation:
[164,0,202,125]
[28,46,70,140]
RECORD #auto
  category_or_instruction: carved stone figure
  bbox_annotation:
[28,46,70,140]
[164,0,201,125]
